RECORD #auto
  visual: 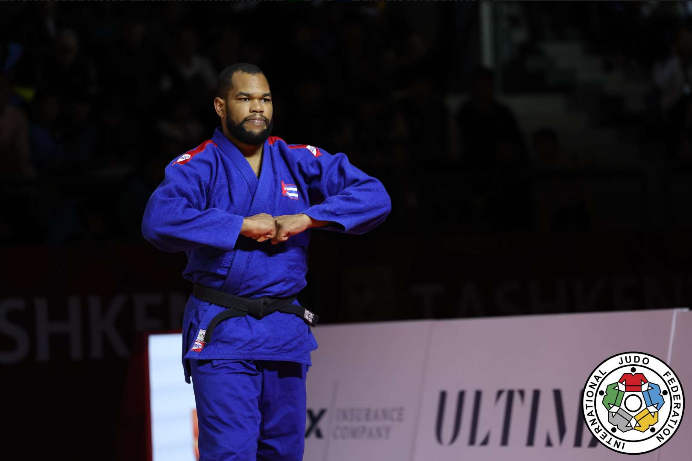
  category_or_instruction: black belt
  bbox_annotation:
[193,284,319,344]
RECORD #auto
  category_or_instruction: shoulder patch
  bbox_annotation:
[172,140,217,166]
[288,144,322,158]
[268,136,285,146]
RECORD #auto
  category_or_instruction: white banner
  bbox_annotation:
[305,320,433,461]
[148,309,690,461]
[412,310,681,461]
[657,310,692,461]
[149,334,197,461]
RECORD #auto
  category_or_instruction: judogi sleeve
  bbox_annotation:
[141,153,245,253]
[299,148,391,234]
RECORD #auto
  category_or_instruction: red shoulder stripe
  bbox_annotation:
[268,136,285,146]
[287,144,322,157]
[172,140,217,166]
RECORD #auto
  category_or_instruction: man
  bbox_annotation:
[141,63,391,460]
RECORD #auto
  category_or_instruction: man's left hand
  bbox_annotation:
[272,214,326,244]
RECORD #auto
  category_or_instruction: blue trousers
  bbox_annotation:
[190,359,308,461]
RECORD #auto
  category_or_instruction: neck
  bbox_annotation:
[222,125,263,159]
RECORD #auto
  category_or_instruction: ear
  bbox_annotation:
[213,97,225,119]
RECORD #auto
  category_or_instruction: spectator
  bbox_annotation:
[9,3,67,93]
[61,94,98,168]
[653,25,692,116]
[669,96,692,161]
[160,26,216,115]
[532,127,561,168]
[105,16,164,119]
[350,97,388,170]
[391,70,449,166]
[530,127,583,170]
[156,98,205,159]
[0,72,36,179]
[38,29,98,102]
[451,68,528,171]
[118,153,167,242]
[330,16,384,99]
[530,128,590,232]
[211,27,241,79]
[15,2,67,49]
[28,90,64,173]
[285,75,346,154]
[654,25,692,160]
[89,97,143,176]
[147,2,186,51]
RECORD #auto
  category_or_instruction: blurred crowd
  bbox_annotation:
[0,2,691,246]
[525,1,692,164]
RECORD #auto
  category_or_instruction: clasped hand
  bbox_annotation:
[240,213,317,245]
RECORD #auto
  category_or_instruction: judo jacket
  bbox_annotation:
[142,128,391,382]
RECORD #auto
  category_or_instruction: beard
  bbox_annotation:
[225,110,274,145]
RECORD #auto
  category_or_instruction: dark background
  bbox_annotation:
[1,2,691,460]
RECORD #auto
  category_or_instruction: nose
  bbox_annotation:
[249,99,263,113]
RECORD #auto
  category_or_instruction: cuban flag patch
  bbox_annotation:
[190,329,206,352]
[281,180,299,200]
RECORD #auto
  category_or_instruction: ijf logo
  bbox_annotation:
[582,352,685,455]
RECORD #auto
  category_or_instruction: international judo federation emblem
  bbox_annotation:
[582,352,685,454]
[281,180,299,200]
[176,154,191,163]
[190,329,206,352]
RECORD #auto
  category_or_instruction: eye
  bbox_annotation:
[239,98,249,102]
[263,98,271,103]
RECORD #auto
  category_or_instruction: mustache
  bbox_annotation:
[245,116,269,122]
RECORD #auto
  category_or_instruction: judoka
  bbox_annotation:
[141,63,391,460]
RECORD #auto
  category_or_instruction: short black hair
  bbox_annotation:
[217,63,266,98]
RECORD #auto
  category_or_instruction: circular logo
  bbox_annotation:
[582,352,685,454]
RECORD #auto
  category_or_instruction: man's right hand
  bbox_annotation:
[240,213,276,242]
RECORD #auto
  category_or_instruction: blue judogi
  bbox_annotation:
[141,127,391,460]
[190,359,309,460]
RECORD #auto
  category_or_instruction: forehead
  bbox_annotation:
[229,72,270,96]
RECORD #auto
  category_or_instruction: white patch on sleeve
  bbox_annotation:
[306,145,321,157]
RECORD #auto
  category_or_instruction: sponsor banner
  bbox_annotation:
[658,311,692,461]
[412,310,683,461]
[148,310,690,461]
[147,322,434,461]
[149,334,197,461]
[305,321,434,461]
